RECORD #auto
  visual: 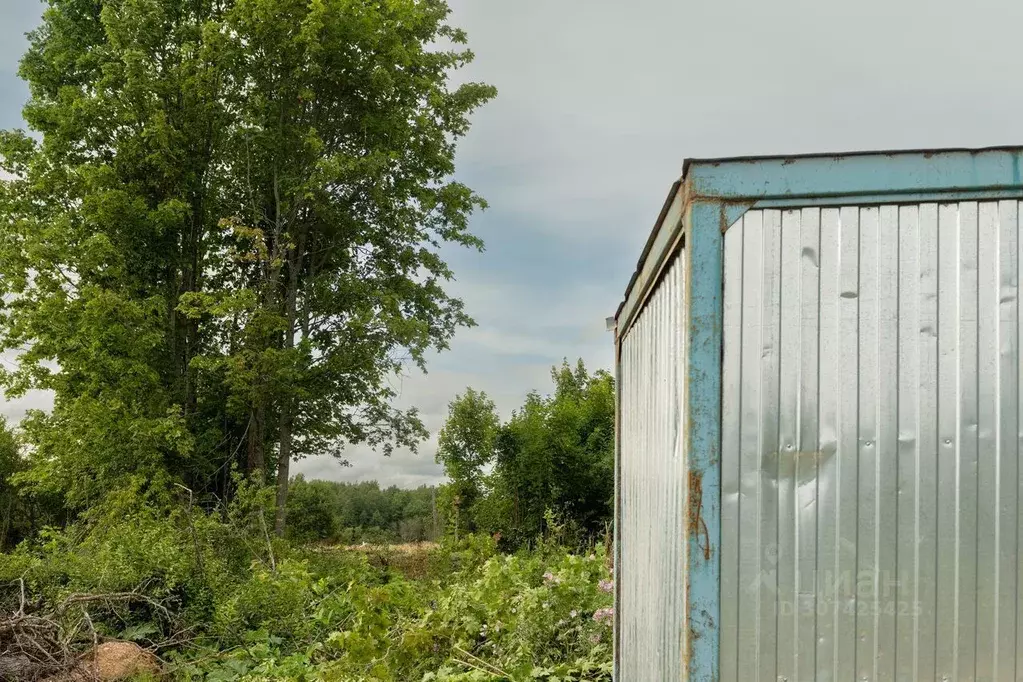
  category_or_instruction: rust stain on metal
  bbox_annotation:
[681,620,691,671]
[688,470,711,561]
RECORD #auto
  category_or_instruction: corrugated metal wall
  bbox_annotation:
[721,202,1023,682]
[617,252,685,680]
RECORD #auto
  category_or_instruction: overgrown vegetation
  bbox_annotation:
[0,478,614,680]
[283,361,617,553]
[0,0,616,679]
[436,361,614,550]
[0,358,618,679]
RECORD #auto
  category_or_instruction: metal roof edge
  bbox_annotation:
[613,179,681,325]
[617,145,1023,335]
[682,145,1023,201]
[680,144,1023,179]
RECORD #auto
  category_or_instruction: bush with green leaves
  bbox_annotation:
[0,473,612,682]
[0,474,284,645]
[184,535,613,681]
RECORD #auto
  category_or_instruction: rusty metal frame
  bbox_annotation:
[679,198,723,681]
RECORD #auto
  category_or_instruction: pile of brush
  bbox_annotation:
[0,581,174,681]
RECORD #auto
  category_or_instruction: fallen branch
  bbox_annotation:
[0,584,187,680]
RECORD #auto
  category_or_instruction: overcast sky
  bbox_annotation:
[2,0,1023,487]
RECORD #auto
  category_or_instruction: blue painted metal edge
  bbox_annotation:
[683,200,723,681]
[686,147,1023,202]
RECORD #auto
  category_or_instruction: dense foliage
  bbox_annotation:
[277,358,618,552]
[0,0,495,533]
[285,477,440,545]
[0,482,613,680]
[0,2,618,679]
[436,361,615,549]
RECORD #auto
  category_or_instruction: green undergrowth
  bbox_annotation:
[0,480,613,681]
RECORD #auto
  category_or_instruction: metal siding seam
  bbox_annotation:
[816,207,840,681]
[777,208,801,682]
[676,263,685,680]
[836,205,860,679]
[894,204,922,681]
[915,203,938,682]
[876,204,900,682]
[738,211,763,678]
[758,209,782,682]
[720,221,742,682]
[996,199,1019,679]
[934,201,957,681]
[977,201,999,680]
[796,206,821,682]
[957,201,979,682]
[677,257,688,681]
[1016,199,1023,682]
[856,205,880,682]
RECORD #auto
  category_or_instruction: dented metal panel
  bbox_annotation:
[720,202,1023,682]
[616,252,685,681]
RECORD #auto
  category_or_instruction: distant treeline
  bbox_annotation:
[285,359,616,550]
[285,477,441,545]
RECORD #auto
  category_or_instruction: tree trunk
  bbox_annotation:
[247,407,265,476]
[274,411,292,535]
[273,227,305,536]
[431,487,439,540]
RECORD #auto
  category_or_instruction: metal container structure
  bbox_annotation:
[613,147,1023,681]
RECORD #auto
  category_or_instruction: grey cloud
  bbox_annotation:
[0,2,41,74]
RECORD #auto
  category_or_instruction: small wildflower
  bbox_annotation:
[592,607,614,624]
[589,632,602,644]
[543,571,560,585]
[570,610,578,618]
[542,602,551,609]
[598,579,614,593]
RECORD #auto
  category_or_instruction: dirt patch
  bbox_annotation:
[41,641,160,682]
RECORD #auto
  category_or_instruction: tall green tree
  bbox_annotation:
[440,361,615,547]
[0,0,233,506]
[0,0,494,533]
[436,388,499,485]
[435,387,499,536]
